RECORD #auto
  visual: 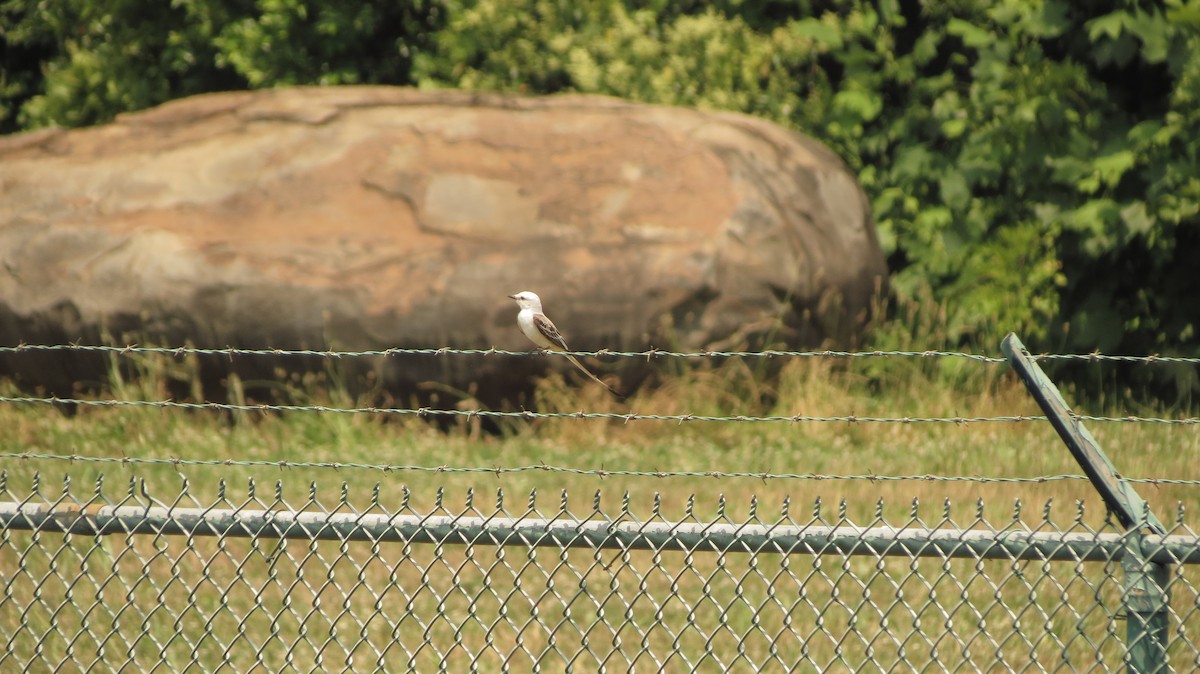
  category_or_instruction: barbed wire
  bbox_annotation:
[1,346,1196,425]
[2,347,1195,495]
[3,453,1198,485]
[2,342,1197,364]
[0,394,1038,423]
[0,343,1006,361]
[0,395,1196,425]
[1036,353,1200,364]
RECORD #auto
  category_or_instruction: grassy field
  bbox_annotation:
[3,347,1196,520]
[1,347,1198,671]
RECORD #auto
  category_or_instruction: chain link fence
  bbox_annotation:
[1,473,1198,673]
[1,338,1198,672]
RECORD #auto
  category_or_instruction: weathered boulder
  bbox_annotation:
[0,86,886,400]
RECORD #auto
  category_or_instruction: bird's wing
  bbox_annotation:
[533,313,570,351]
[531,312,619,397]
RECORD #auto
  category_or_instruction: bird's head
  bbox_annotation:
[507,291,543,312]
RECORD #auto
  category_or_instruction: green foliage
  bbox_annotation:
[0,0,443,130]
[209,0,439,87]
[3,0,218,129]
[411,0,1200,390]
[2,0,1198,394]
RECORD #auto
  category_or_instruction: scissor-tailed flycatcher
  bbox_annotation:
[508,291,617,395]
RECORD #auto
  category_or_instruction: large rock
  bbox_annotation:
[0,86,886,401]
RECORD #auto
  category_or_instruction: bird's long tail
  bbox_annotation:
[563,353,619,397]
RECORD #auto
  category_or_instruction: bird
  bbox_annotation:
[508,291,618,396]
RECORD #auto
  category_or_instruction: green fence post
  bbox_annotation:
[1002,333,1170,674]
[1123,528,1172,674]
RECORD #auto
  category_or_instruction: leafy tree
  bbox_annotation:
[1,0,239,130]
[0,0,443,131]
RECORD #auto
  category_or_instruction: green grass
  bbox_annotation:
[1,348,1197,672]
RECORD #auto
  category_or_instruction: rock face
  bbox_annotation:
[0,86,886,401]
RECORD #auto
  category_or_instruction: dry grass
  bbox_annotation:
[1,345,1197,672]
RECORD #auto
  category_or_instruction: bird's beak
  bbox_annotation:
[507,294,517,300]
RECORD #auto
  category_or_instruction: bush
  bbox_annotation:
[0,0,443,129]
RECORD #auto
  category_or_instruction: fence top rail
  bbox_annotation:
[3,500,1198,563]
[2,342,1199,365]
[3,469,1199,560]
[11,471,1163,521]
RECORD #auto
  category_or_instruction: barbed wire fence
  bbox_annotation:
[4,342,1199,363]
[0,334,1197,672]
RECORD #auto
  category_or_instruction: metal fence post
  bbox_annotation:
[1002,333,1170,674]
[1124,530,1172,674]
